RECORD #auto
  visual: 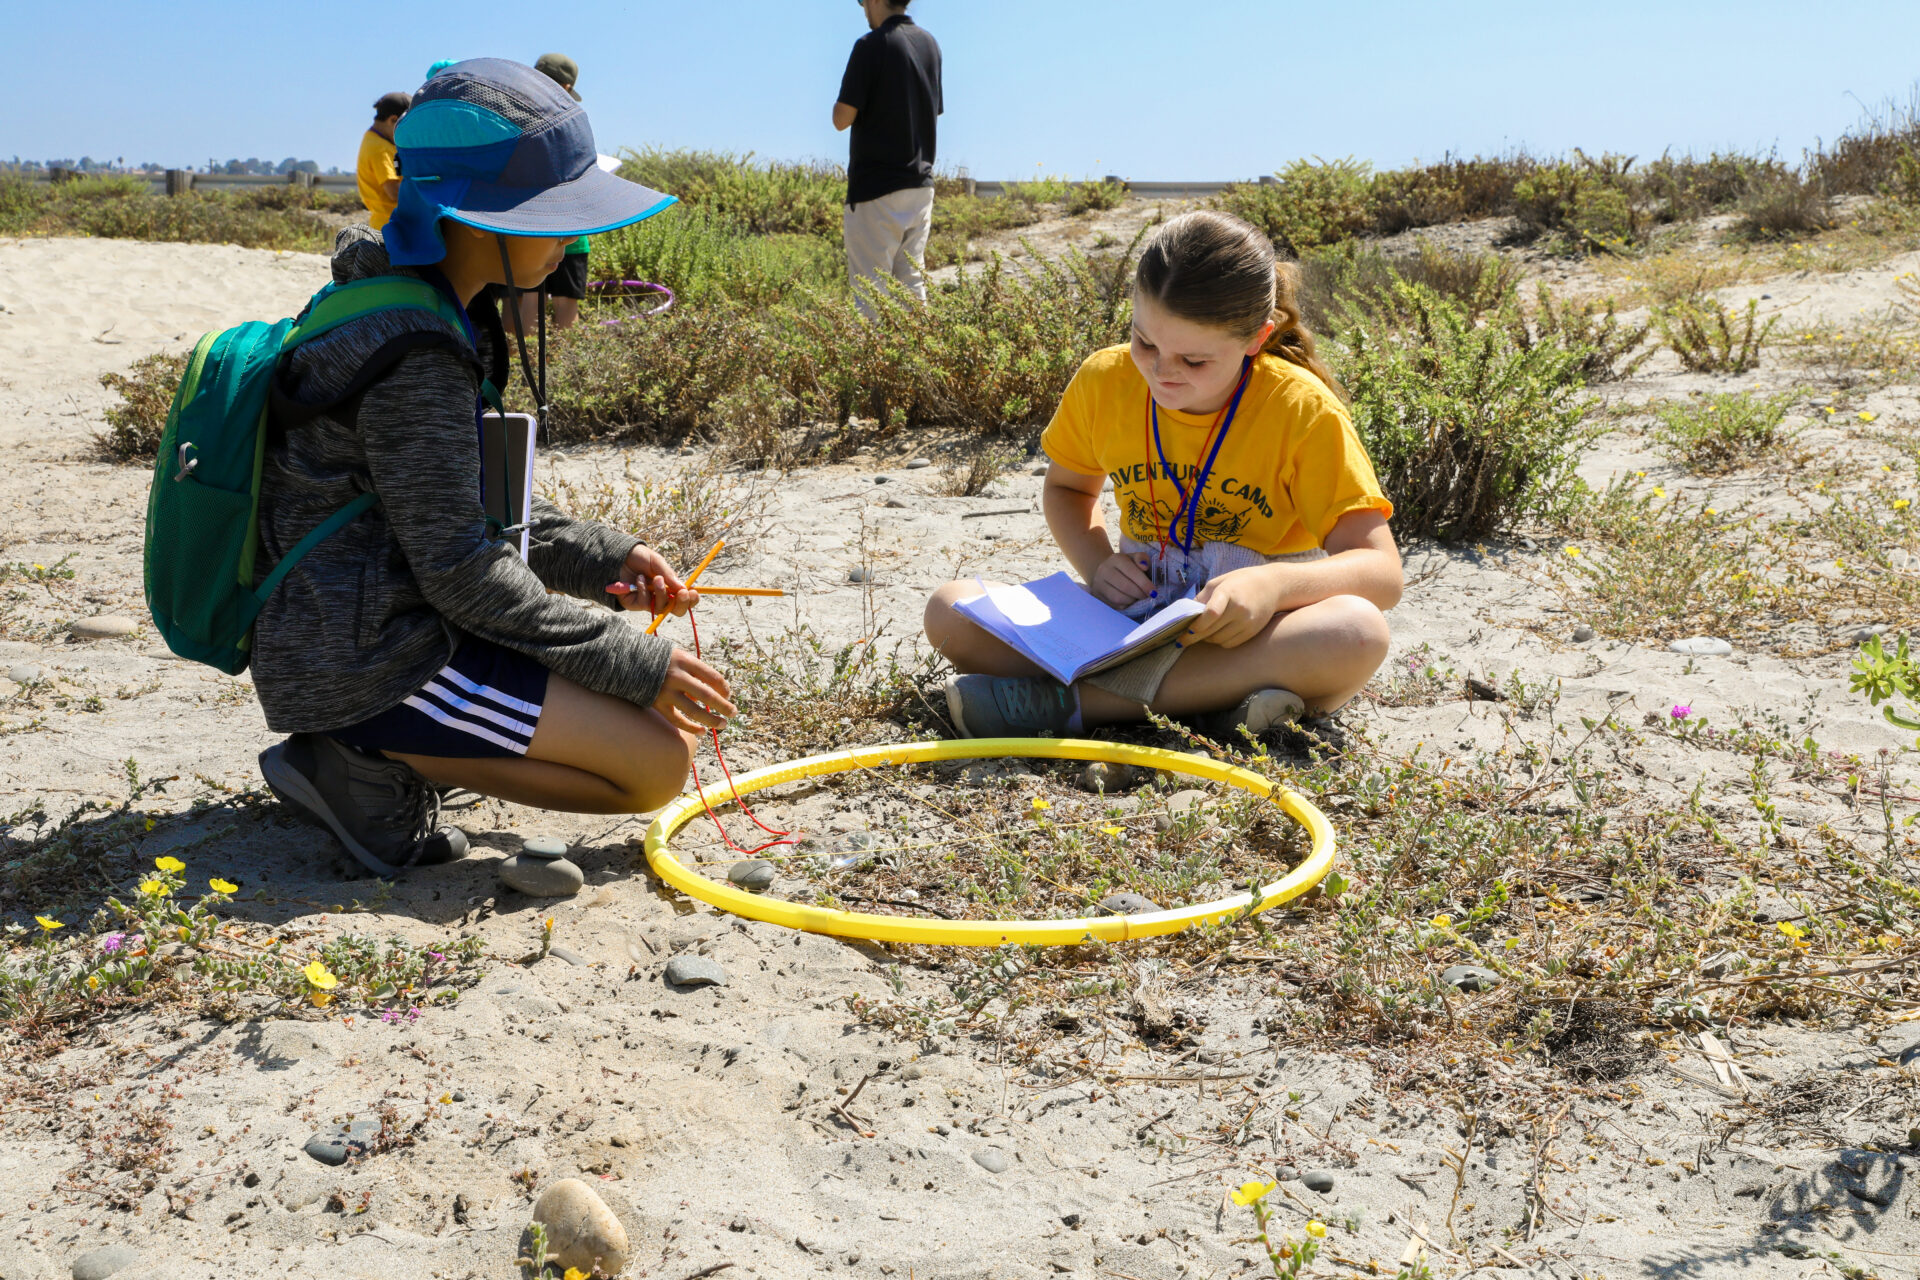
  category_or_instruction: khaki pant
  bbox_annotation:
[843,185,935,319]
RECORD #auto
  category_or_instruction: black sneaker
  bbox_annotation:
[259,735,468,876]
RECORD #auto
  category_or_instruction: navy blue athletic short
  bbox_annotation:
[331,637,550,759]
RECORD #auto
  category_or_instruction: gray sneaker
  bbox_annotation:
[259,735,469,876]
[944,674,1080,738]
[1192,688,1305,745]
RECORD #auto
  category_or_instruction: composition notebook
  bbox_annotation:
[954,572,1205,686]
[481,411,536,562]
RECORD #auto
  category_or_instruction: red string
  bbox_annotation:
[683,611,796,856]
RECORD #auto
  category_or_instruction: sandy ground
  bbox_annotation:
[3,223,1920,1280]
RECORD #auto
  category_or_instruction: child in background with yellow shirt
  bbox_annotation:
[355,92,411,231]
[924,210,1402,742]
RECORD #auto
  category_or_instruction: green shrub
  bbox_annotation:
[1335,282,1595,541]
[1516,285,1652,383]
[1368,153,1535,232]
[590,205,842,308]
[1815,90,1920,196]
[543,298,777,442]
[927,192,1046,269]
[1640,151,1789,221]
[1511,154,1643,251]
[98,351,188,460]
[1215,157,1375,254]
[1301,242,1520,338]
[617,147,845,238]
[1065,180,1128,216]
[0,175,334,250]
[1652,296,1776,373]
[0,175,46,235]
[1651,390,1800,473]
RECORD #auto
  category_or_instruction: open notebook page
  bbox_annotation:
[955,572,1204,685]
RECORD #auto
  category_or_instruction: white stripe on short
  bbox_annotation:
[401,695,532,755]
[437,665,543,717]
[416,679,539,739]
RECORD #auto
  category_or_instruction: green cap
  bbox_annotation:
[534,52,581,100]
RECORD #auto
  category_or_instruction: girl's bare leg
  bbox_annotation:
[390,675,697,815]
[924,579,1389,720]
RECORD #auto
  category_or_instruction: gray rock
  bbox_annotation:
[70,1245,141,1280]
[873,475,891,484]
[1852,624,1890,646]
[1668,636,1732,657]
[883,498,907,509]
[663,956,728,988]
[303,1118,384,1166]
[521,834,569,860]
[528,1178,630,1276]
[1152,788,1213,832]
[7,663,42,684]
[1440,964,1501,993]
[848,567,876,584]
[972,1148,1008,1174]
[70,615,137,640]
[727,859,777,891]
[1571,624,1595,643]
[1076,761,1141,794]
[499,854,584,898]
[1097,893,1160,916]
[1301,1169,1335,1193]
[1030,464,1048,476]
[906,457,932,469]
[547,946,587,967]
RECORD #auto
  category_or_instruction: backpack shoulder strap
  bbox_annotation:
[271,277,499,426]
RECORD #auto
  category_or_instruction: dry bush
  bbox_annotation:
[1814,87,1920,196]
[1517,285,1653,383]
[97,351,188,461]
[1368,152,1536,232]
[939,446,1018,497]
[1300,242,1517,337]
[617,147,844,239]
[539,453,768,572]
[544,303,776,443]
[1736,171,1835,240]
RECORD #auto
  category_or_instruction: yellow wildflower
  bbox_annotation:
[1231,1180,1276,1206]
[209,878,238,894]
[85,974,100,991]
[1705,508,1718,516]
[564,1270,589,1280]
[1306,1220,1328,1239]
[138,879,165,896]
[1896,499,1912,511]
[1101,825,1123,837]
[303,961,339,991]
[35,915,62,932]
[1563,546,1582,558]
[1859,411,1878,422]
[439,1093,453,1105]
[1824,406,1836,414]
[1030,797,1051,811]
[1776,921,1806,942]
[154,856,185,874]
[1634,471,1646,478]
[1431,914,1453,929]
[1651,486,1666,498]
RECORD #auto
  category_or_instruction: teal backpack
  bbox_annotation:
[143,277,490,674]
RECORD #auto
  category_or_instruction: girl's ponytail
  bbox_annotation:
[1135,211,1346,402]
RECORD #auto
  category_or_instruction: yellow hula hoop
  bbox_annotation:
[641,737,1337,947]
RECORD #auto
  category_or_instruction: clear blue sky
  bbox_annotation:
[7,0,1920,178]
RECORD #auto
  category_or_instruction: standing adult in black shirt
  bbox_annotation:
[833,0,943,319]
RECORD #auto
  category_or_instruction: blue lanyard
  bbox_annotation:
[1150,357,1252,558]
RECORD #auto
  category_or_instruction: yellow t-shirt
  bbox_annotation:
[1041,346,1392,557]
[356,130,400,231]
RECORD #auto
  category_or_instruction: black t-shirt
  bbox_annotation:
[837,14,943,207]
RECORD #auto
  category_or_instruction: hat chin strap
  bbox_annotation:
[495,235,548,442]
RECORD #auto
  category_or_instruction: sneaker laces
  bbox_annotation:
[360,766,444,869]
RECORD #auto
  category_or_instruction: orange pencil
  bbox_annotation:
[695,587,784,598]
[644,539,724,635]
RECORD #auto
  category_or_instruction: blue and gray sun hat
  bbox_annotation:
[384,57,673,266]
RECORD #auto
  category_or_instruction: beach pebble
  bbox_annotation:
[1440,964,1501,993]
[900,1063,925,1081]
[303,1118,384,1166]
[1152,789,1213,832]
[883,498,907,509]
[1668,636,1732,657]
[547,946,587,967]
[499,855,585,898]
[528,1178,630,1276]
[1571,624,1595,643]
[1851,624,1890,646]
[1076,761,1142,793]
[906,457,932,469]
[663,956,728,988]
[1301,1170,1336,1193]
[848,567,876,584]
[727,859,777,891]
[521,835,569,860]
[70,1245,142,1280]
[972,1148,1009,1174]
[873,475,891,484]
[7,663,42,684]
[1097,892,1160,916]
[70,615,136,640]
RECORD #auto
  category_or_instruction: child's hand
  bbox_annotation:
[610,544,699,617]
[1091,552,1156,609]
[654,649,735,735]
[1184,567,1283,649]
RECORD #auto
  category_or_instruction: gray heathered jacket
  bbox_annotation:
[250,227,672,734]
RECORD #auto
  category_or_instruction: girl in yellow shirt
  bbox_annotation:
[924,210,1402,741]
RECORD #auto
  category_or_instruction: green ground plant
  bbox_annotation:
[0,175,339,251]
[616,147,844,238]
[1510,153,1644,252]
[97,350,187,460]
[1653,296,1776,373]
[1517,285,1653,383]
[1335,281,1595,540]
[1215,157,1376,254]
[540,453,768,571]
[1651,389,1802,473]
[1852,633,1920,737]
[590,204,842,308]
